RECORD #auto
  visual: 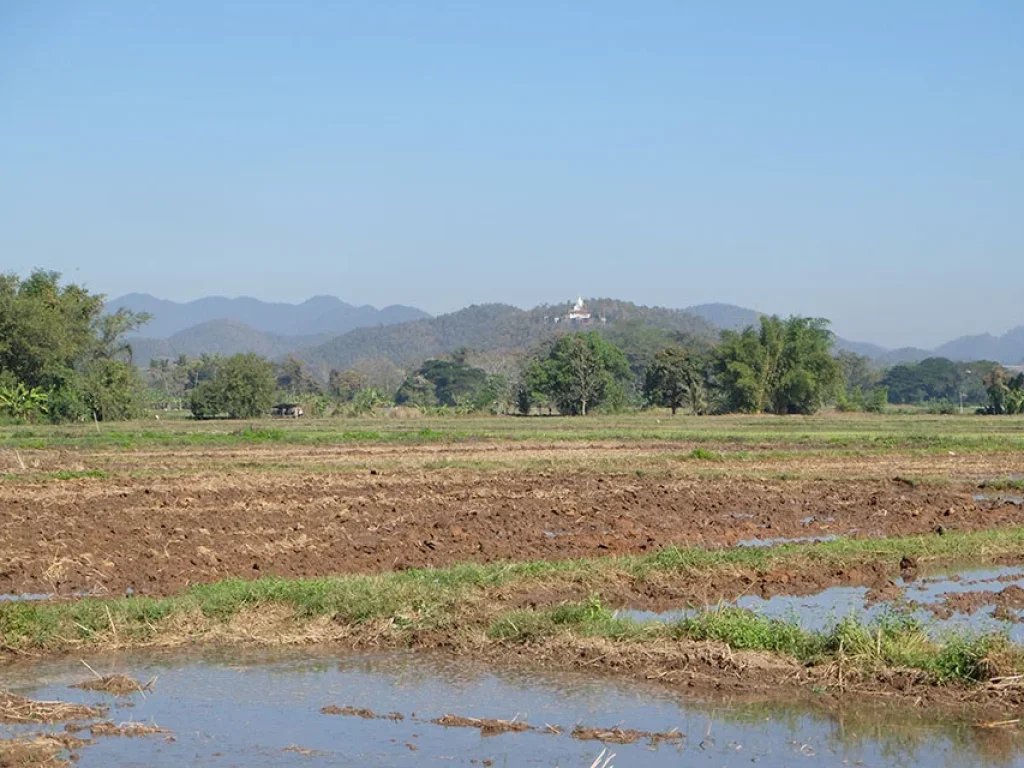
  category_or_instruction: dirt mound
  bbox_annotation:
[997,585,1024,609]
[571,725,684,744]
[71,674,152,696]
[431,714,531,735]
[88,721,170,738]
[320,705,403,720]
[0,733,88,768]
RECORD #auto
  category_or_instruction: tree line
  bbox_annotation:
[2,271,1021,423]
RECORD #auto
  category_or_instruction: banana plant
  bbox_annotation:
[0,382,49,422]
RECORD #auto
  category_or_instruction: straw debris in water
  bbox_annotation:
[0,692,105,724]
[71,674,154,696]
[88,720,171,737]
[431,714,531,735]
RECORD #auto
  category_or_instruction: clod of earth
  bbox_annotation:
[571,725,684,744]
[320,705,403,720]
[431,714,532,736]
[88,721,171,738]
[71,674,154,696]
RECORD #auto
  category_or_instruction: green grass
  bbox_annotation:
[3,412,1024,454]
[4,527,1024,681]
[489,598,1017,685]
[1,469,110,482]
[978,478,1024,491]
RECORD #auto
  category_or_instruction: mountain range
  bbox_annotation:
[107,293,428,338]
[110,294,1024,371]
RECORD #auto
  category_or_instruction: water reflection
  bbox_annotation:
[3,647,1024,766]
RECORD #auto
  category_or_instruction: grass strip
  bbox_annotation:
[3,527,1024,685]
[488,598,1016,685]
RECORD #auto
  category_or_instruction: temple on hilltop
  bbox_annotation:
[567,296,591,321]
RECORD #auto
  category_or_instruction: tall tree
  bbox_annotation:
[328,369,369,401]
[716,316,841,415]
[985,366,1024,415]
[524,332,631,416]
[189,353,275,419]
[0,270,150,422]
[275,356,322,396]
[644,347,710,415]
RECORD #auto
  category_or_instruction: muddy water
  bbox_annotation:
[3,648,1024,766]
[624,564,1024,642]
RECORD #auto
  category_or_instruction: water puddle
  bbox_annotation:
[737,535,839,548]
[621,564,1024,643]
[0,591,102,603]
[3,647,1023,766]
[0,593,54,602]
[973,494,1024,506]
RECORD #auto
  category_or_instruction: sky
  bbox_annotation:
[1,2,1021,349]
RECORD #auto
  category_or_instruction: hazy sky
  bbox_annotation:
[2,2,1021,348]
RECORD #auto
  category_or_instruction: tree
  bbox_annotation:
[93,308,150,363]
[716,316,841,415]
[217,353,276,418]
[881,359,996,406]
[189,380,222,420]
[836,351,879,395]
[524,332,631,416]
[985,366,1024,415]
[394,359,489,408]
[0,270,151,422]
[328,369,369,401]
[644,347,710,415]
[275,356,322,396]
[81,360,147,421]
[188,353,275,419]
[394,374,437,408]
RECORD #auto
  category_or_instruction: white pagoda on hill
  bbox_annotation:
[567,296,591,321]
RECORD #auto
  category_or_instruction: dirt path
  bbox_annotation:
[2,468,1020,597]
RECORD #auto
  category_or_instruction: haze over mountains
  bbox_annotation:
[111,294,1024,371]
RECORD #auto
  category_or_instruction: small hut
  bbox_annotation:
[272,403,304,418]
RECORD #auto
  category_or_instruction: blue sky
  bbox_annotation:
[1,1,1021,348]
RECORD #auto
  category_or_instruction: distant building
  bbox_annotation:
[272,403,304,418]
[567,296,591,321]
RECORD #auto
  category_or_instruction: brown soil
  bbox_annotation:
[320,705,403,720]
[1,469,1016,597]
[922,585,1024,620]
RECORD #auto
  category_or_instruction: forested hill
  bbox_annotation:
[129,319,337,363]
[297,300,718,376]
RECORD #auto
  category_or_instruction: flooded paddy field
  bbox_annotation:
[4,648,1024,767]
